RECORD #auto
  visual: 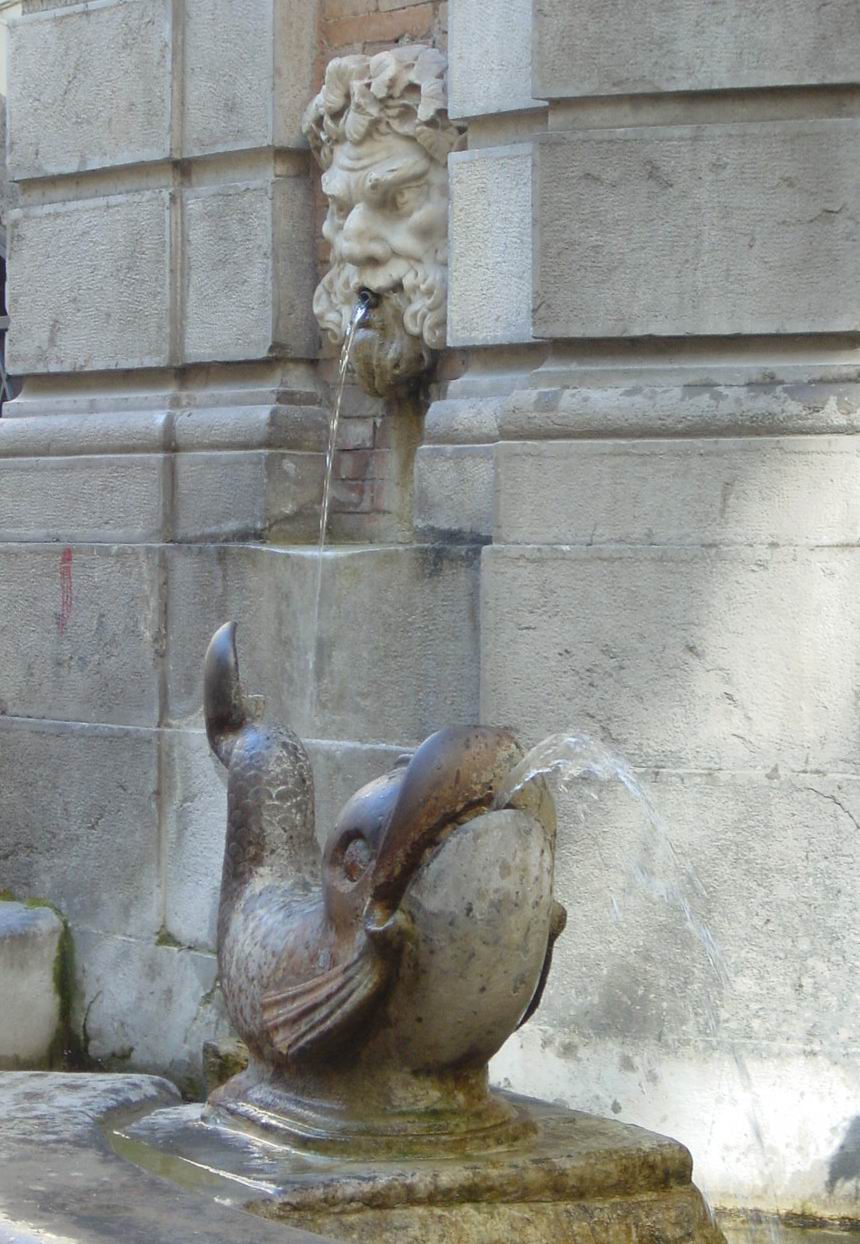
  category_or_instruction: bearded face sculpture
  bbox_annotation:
[303,47,465,399]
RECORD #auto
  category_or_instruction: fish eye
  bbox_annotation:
[342,835,372,883]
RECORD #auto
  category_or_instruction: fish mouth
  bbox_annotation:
[364,727,554,937]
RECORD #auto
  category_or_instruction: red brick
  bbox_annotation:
[331,479,374,513]
[334,449,373,480]
[336,418,377,450]
[323,4,434,49]
[323,0,377,18]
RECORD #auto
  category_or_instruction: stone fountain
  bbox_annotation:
[110,621,724,1244]
[1,45,725,1244]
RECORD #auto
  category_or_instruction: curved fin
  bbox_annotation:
[261,943,392,1062]
[205,622,318,886]
[205,621,250,767]
[518,899,567,1030]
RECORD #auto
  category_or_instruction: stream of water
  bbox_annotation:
[495,733,727,992]
[495,731,782,1241]
[306,300,367,727]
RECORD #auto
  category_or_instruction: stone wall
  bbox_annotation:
[0,0,480,1095]
[432,0,860,1222]
[1,0,858,1223]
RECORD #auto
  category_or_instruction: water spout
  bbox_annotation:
[307,300,368,727]
[494,731,724,985]
[357,287,381,311]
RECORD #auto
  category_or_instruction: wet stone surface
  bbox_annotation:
[115,1090,725,1244]
[0,1072,332,1244]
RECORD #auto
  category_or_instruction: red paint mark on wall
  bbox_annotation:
[58,547,73,636]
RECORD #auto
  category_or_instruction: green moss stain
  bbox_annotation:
[0,890,88,1070]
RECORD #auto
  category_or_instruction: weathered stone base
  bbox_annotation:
[270,1187,723,1244]
[116,1092,724,1244]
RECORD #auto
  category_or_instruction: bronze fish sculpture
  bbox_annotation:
[203,621,566,1153]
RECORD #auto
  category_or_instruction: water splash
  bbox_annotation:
[495,732,727,992]
[307,300,367,727]
[496,731,782,1240]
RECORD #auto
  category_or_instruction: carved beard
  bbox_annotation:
[314,260,446,399]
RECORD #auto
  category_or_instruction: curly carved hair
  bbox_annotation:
[302,45,465,169]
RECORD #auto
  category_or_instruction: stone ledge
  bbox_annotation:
[419,382,860,447]
[0,407,330,456]
[0,1073,328,1244]
[0,409,332,544]
[499,382,860,442]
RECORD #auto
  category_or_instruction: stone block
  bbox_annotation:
[414,444,495,542]
[165,544,481,745]
[0,455,165,544]
[159,730,225,954]
[448,0,540,119]
[172,450,323,543]
[0,902,62,1068]
[183,0,274,156]
[448,145,533,347]
[424,397,503,446]
[0,544,162,726]
[8,0,170,179]
[183,184,274,363]
[160,730,404,952]
[480,544,860,772]
[182,180,317,364]
[272,177,319,358]
[0,722,160,939]
[535,121,860,339]
[534,0,860,100]
[8,193,170,374]
[71,929,232,1090]
[495,436,860,547]
[183,0,317,155]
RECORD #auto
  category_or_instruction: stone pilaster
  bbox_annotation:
[440,0,860,1219]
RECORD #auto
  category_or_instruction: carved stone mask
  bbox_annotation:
[303,47,465,399]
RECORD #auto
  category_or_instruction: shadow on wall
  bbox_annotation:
[828,1116,860,1199]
